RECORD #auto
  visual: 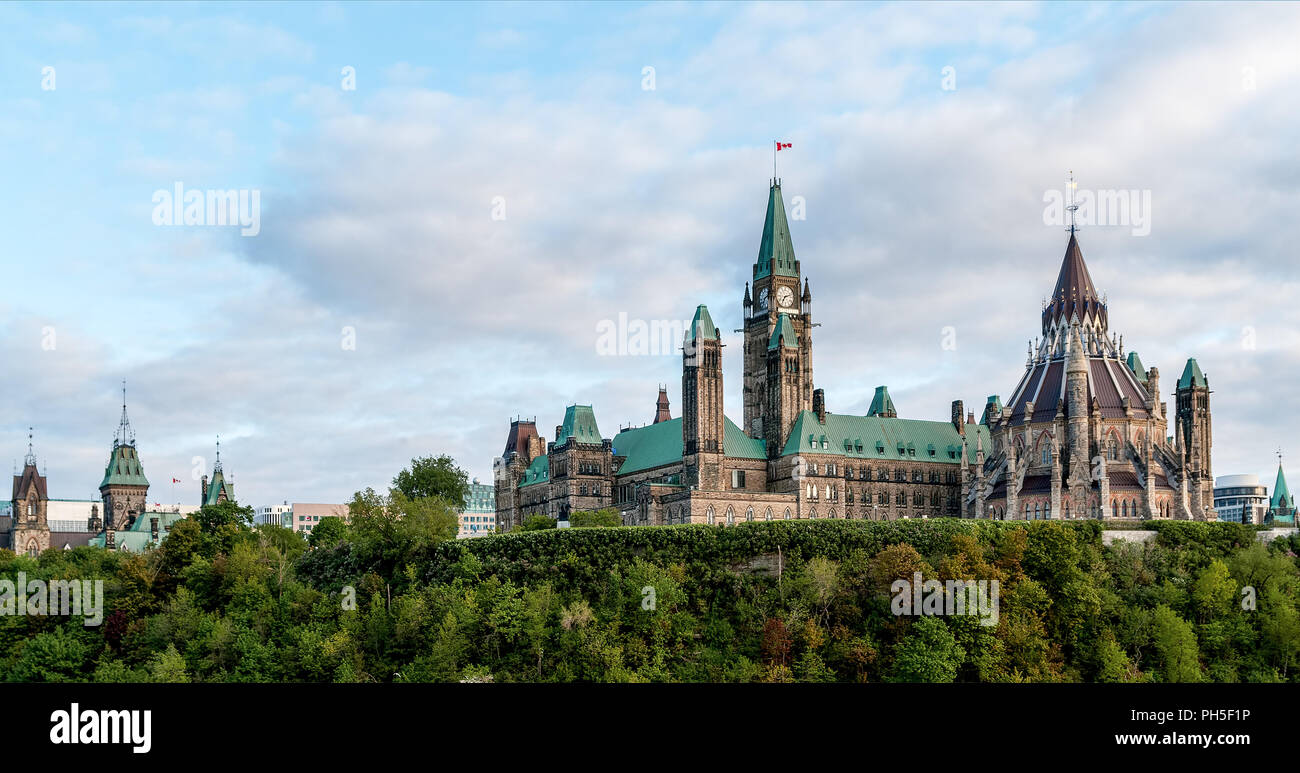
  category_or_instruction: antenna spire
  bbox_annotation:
[117,379,135,447]
[214,434,222,473]
[1066,170,1079,234]
[24,426,36,467]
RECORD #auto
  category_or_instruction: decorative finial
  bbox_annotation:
[24,426,36,467]
[116,380,135,447]
[214,435,222,472]
[1066,170,1078,234]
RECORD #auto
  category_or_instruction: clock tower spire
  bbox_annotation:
[743,179,813,446]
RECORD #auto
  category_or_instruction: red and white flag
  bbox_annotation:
[172,477,181,484]
[776,141,793,151]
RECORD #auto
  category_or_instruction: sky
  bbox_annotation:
[1,1,1297,508]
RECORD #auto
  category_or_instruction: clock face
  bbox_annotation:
[758,288,769,310]
[776,285,795,308]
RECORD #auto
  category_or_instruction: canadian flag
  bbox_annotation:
[172,478,181,484]
[776,142,793,151]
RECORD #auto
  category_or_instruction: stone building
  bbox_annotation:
[494,180,987,530]
[967,230,1215,521]
[494,179,1215,528]
[6,433,50,556]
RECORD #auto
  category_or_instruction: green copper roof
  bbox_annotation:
[88,510,189,552]
[981,395,1002,425]
[688,305,718,342]
[781,411,990,463]
[754,183,798,280]
[867,386,897,417]
[1272,464,1293,510]
[767,313,797,350]
[1178,358,1207,389]
[519,454,550,488]
[202,469,233,506]
[556,405,602,446]
[1126,351,1148,383]
[613,416,765,477]
[99,443,149,489]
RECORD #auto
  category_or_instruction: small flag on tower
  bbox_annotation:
[776,142,793,150]
[172,477,181,484]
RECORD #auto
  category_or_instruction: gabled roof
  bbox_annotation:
[688,305,718,342]
[1126,351,1147,383]
[12,463,47,502]
[1178,358,1207,389]
[754,183,798,280]
[556,405,602,446]
[781,411,990,463]
[87,510,189,552]
[612,416,765,477]
[767,313,797,350]
[99,443,149,489]
[203,470,233,506]
[867,386,897,418]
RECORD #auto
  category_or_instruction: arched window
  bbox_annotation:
[706,506,715,525]
[783,507,791,520]
[1106,437,1118,460]
[725,506,735,525]
[1024,502,1030,519]
[1044,501,1051,519]
[808,507,817,519]
[1112,500,1119,519]
[828,508,837,519]
[745,507,754,522]
[764,507,773,521]
[26,540,38,557]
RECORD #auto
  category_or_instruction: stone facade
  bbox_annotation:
[495,181,1214,529]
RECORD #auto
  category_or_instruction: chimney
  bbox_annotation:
[201,474,209,502]
[654,386,671,424]
[150,517,159,544]
[951,400,965,435]
[967,411,975,424]
[813,389,826,424]
[555,425,563,442]
[105,529,116,550]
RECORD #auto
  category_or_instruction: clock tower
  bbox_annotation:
[743,180,814,451]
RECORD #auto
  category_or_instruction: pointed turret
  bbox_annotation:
[753,182,798,280]
[686,304,719,343]
[653,386,671,424]
[1126,351,1148,384]
[1042,233,1107,335]
[1271,463,1293,513]
[1178,358,1207,389]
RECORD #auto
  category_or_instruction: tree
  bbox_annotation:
[308,516,350,548]
[348,488,459,578]
[392,455,469,508]
[889,617,965,683]
[519,514,556,532]
[569,508,621,528]
[1151,605,1203,682]
[1191,559,1237,623]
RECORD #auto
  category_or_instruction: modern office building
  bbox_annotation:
[1213,474,1270,524]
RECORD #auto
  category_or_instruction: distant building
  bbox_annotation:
[255,503,293,528]
[290,502,349,535]
[200,437,234,506]
[1214,474,1270,524]
[458,480,495,538]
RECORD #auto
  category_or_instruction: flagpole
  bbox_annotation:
[773,140,777,180]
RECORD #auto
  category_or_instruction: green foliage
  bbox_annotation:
[392,455,470,509]
[308,517,350,548]
[569,508,622,528]
[519,514,556,532]
[1,515,1296,683]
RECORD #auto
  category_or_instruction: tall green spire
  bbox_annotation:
[1272,463,1292,511]
[1126,351,1147,383]
[754,182,798,280]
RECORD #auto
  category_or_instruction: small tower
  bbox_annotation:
[1175,358,1214,520]
[10,428,50,556]
[201,436,234,506]
[1064,323,1092,514]
[683,305,724,490]
[99,382,150,530]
